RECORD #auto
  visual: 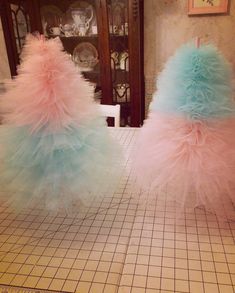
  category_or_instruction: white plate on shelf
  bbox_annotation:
[72,42,98,71]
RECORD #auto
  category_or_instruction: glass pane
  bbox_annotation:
[40,1,101,102]
[108,0,129,126]
[10,1,31,58]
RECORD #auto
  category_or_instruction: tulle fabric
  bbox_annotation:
[132,43,235,221]
[0,118,121,211]
[1,35,96,133]
[151,44,235,120]
[0,35,122,212]
[133,112,235,220]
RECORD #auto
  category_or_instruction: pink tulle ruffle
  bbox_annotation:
[133,112,235,220]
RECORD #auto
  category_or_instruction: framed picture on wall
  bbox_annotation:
[188,0,229,15]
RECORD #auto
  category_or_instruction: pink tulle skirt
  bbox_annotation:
[133,112,235,220]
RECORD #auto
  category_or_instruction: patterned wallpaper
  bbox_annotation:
[144,0,235,113]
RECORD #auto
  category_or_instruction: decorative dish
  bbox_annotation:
[72,42,98,71]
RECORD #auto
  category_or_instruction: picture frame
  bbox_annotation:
[188,0,229,15]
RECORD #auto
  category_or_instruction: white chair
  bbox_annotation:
[99,104,120,127]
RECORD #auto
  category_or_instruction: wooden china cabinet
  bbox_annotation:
[0,0,144,126]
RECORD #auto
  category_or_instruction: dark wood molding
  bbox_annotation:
[96,0,113,105]
[27,0,42,33]
[0,0,19,76]
[128,0,144,126]
[139,0,145,123]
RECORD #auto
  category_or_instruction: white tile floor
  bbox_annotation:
[0,128,234,293]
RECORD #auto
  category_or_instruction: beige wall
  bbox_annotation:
[0,18,11,83]
[144,0,235,112]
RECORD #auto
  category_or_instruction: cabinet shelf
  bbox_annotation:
[59,35,98,40]
[56,36,99,55]
[110,35,128,51]
[110,34,128,38]
[47,35,98,40]
[112,69,129,85]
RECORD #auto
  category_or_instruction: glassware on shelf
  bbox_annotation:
[108,0,128,36]
[49,27,61,36]
[40,5,63,36]
[39,1,101,86]
[70,5,94,36]
[59,24,72,37]
[41,2,97,37]
[91,25,98,35]
[110,23,128,35]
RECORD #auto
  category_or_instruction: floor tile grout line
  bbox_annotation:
[158,186,168,293]
[0,283,71,293]
[205,209,224,293]
[32,206,94,292]
[86,182,129,293]
[77,180,132,293]
[98,130,138,293]
[102,129,139,293]
[6,209,82,289]
[216,216,234,291]
[0,196,133,258]
[115,191,142,292]
[111,131,144,292]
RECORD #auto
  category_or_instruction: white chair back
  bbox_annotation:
[99,104,120,127]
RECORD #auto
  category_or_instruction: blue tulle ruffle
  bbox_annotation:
[150,43,235,120]
[0,118,121,210]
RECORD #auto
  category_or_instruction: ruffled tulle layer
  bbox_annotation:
[1,36,97,133]
[133,112,235,220]
[0,118,121,211]
[150,44,235,120]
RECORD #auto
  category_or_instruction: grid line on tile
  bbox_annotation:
[0,196,134,258]
[0,283,70,293]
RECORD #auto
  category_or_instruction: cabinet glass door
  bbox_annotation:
[107,0,130,126]
[39,0,102,101]
[1,0,31,74]
[10,1,31,58]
